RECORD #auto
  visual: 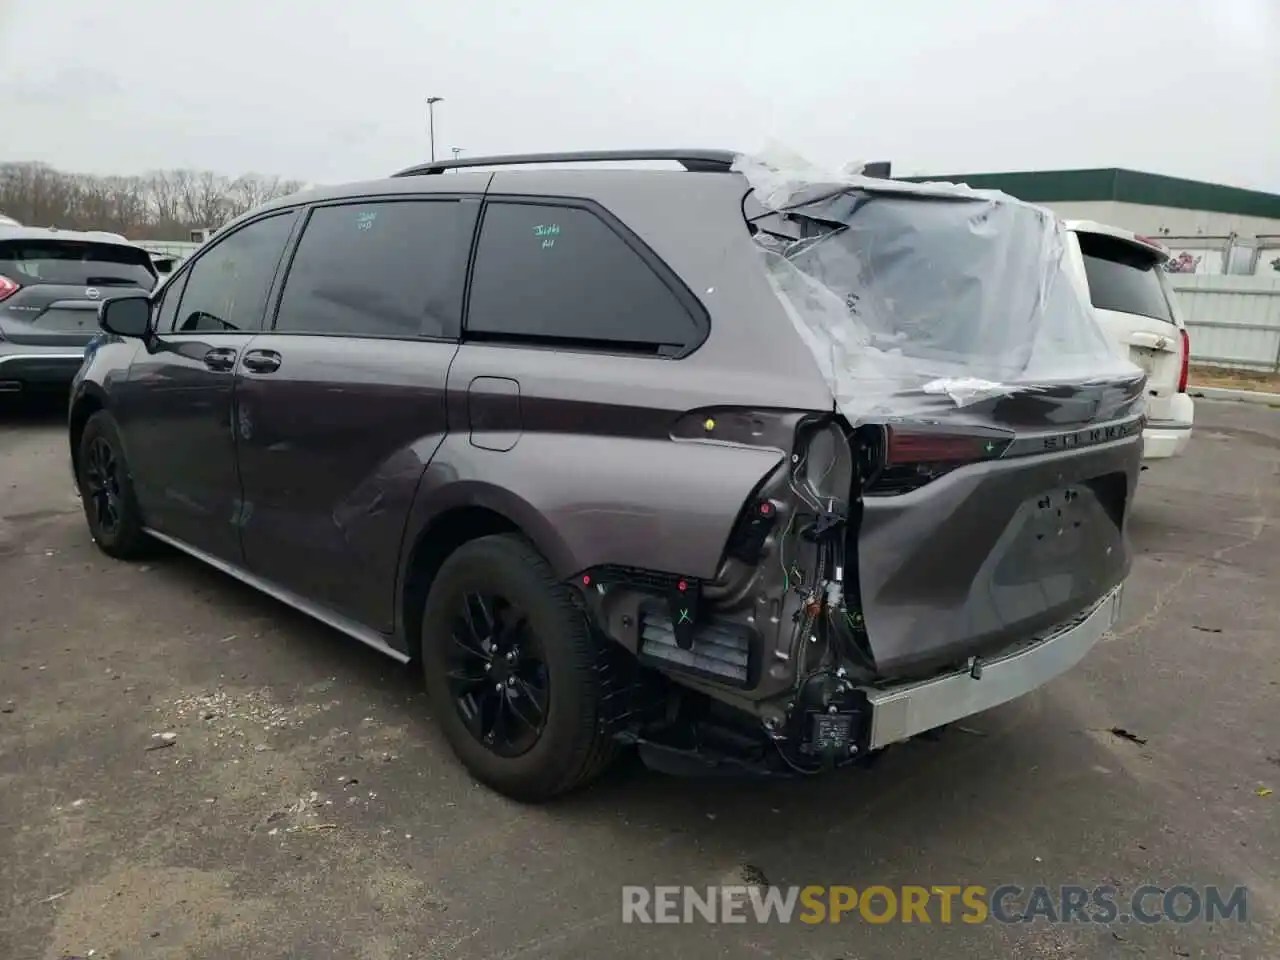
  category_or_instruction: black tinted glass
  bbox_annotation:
[274,199,477,338]
[466,202,697,352]
[1078,232,1174,324]
[154,271,190,333]
[0,240,155,290]
[175,212,296,333]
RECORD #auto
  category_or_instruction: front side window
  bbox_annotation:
[154,270,190,333]
[466,201,700,354]
[173,211,296,334]
[273,199,478,339]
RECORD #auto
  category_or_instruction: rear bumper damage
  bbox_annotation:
[862,582,1122,750]
[597,151,1142,778]
[612,582,1124,779]
[582,406,1137,778]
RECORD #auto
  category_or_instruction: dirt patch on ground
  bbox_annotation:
[1190,364,1280,392]
[40,863,269,960]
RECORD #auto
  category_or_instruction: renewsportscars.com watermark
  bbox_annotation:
[622,884,1249,926]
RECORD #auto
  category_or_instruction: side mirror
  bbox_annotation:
[98,294,152,338]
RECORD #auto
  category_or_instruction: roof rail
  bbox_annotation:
[391,149,739,178]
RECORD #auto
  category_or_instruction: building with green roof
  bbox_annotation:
[901,168,1280,275]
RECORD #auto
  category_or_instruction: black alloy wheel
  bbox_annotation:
[445,592,550,758]
[419,533,618,801]
[83,434,123,537]
[77,410,149,559]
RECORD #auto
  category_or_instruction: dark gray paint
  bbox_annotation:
[120,332,254,564]
[69,164,1143,713]
[857,440,1134,675]
[233,333,455,632]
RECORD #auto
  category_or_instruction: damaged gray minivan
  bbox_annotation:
[71,149,1143,801]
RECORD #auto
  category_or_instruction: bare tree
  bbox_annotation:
[146,170,185,227]
[0,162,81,228]
[106,176,150,235]
[225,173,307,218]
[0,160,308,240]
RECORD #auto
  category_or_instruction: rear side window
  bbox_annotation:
[0,240,156,291]
[466,201,701,354]
[174,212,296,334]
[1078,232,1174,324]
[274,199,478,339]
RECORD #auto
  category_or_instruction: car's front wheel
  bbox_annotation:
[420,534,617,802]
[76,410,149,559]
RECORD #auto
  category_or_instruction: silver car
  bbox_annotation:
[0,226,158,395]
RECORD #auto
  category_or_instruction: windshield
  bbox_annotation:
[1077,232,1175,323]
[0,240,157,290]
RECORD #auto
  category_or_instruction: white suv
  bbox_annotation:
[1063,220,1194,459]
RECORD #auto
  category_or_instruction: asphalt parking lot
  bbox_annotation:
[1,397,1277,960]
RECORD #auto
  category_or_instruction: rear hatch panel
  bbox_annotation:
[0,237,157,347]
[736,150,1144,679]
[853,400,1140,676]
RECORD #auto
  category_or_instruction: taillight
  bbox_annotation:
[886,428,1007,464]
[1177,328,1190,393]
[0,275,18,302]
[866,425,1012,496]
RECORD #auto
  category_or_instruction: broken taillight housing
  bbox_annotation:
[724,497,779,563]
[865,424,1012,496]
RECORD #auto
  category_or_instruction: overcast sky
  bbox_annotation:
[2,0,1277,191]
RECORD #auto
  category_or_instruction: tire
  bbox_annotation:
[76,411,150,560]
[420,534,617,802]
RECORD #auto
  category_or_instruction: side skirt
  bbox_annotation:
[143,527,410,665]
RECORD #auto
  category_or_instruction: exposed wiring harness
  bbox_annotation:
[772,420,881,775]
[769,420,891,775]
[775,740,827,776]
[786,421,873,678]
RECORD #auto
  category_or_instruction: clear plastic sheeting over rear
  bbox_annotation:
[734,148,1141,420]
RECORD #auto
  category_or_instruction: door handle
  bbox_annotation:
[203,347,238,372]
[241,349,282,374]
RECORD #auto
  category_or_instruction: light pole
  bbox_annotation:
[426,96,444,162]
[451,147,462,170]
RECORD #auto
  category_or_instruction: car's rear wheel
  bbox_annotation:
[77,411,149,559]
[420,534,617,801]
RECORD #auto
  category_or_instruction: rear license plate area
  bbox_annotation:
[1129,347,1158,376]
[1028,486,1089,558]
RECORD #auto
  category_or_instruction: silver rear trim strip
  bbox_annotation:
[863,584,1123,749]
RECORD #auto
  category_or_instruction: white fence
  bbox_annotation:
[1169,275,1280,373]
